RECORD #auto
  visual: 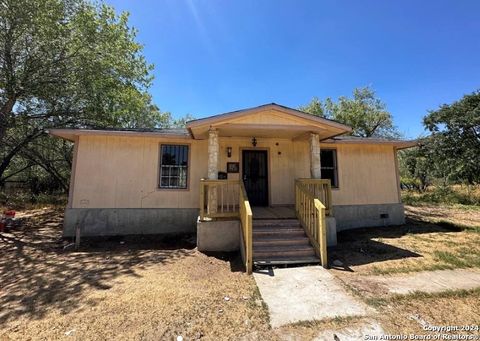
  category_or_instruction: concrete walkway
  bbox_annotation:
[314,321,385,341]
[253,266,368,328]
[362,268,480,295]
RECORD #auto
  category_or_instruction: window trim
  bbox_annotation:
[320,148,339,189]
[158,143,191,191]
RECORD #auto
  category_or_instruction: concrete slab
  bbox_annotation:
[366,268,480,295]
[253,266,368,328]
[314,321,385,341]
[197,219,240,252]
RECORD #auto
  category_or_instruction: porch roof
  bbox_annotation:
[323,136,418,149]
[186,103,353,140]
[47,127,190,141]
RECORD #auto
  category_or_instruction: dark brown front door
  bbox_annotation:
[242,150,268,206]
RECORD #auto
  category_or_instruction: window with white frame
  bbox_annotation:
[159,144,189,189]
[320,149,338,188]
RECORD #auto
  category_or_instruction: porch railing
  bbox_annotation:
[295,179,329,268]
[296,179,332,216]
[199,179,240,220]
[199,179,253,274]
[239,181,253,274]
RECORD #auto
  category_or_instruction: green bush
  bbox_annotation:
[402,185,480,206]
[0,191,67,210]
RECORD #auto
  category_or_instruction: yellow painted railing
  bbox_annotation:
[239,181,253,274]
[295,180,328,268]
[296,179,332,216]
[199,179,252,274]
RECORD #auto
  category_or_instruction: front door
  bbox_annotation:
[242,150,268,206]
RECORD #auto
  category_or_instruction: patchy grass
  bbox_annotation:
[372,288,480,334]
[330,204,480,276]
[2,205,479,339]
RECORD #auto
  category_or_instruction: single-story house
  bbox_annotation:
[49,103,415,272]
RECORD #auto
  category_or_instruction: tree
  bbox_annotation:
[0,0,168,186]
[398,146,433,191]
[300,87,401,138]
[423,90,480,184]
[298,97,325,117]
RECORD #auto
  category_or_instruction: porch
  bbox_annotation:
[198,178,333,274]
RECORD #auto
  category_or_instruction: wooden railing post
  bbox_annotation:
[315,199,328,268]
[199,180,205,221]
[295,180,329,268]
[246,212,253,274]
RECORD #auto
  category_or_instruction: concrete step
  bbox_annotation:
[253,236,311,247]
[253,245,316,258]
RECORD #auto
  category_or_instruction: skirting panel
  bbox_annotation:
[333,203,405,231]
[63,208,199,237]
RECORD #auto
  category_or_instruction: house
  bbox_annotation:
[49,103,415,272]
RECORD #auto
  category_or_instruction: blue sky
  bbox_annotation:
[107,0,480,138]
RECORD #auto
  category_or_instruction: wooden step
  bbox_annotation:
[253,236,311,247]
[253,228,306,238]
[252,218,319,266]
[254,256,320,266]
[253,245,316,258]
[253,219,301,228]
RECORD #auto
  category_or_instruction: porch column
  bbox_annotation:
[309,132,321,179]
[207,128,219,214]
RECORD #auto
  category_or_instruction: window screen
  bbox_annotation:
[159,145,189,189]
[320,149,338,188]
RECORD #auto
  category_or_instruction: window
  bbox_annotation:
[321,149,338,188]
[159,144,189,189]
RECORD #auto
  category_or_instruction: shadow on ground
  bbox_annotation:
[0,208,195,324]
[329,217,461,271]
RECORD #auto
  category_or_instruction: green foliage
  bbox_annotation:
[299,86,401,138]
[402,185,480,206]
[0,0,171,192]
[298,97,325,117]
[423,90,480,185]
[0,191,67,209]
[399,147,433,191]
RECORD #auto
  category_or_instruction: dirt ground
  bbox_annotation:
[1,205,479,339]
[0,207,273,340]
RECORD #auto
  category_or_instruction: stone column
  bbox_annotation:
[207,128,219,179]
[309,133,321,179]
[207,128,219,214]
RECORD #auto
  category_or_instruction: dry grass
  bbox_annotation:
[329,204,480,276]
[374,289,480,334]
[0,207,273,340]
[329,204,480,335]
[2,205,480,339]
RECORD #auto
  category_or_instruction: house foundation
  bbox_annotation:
[63,208,198,237]
[333,203,405,231]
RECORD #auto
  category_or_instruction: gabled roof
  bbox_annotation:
[186,103,352,140]
[187,102,352,131]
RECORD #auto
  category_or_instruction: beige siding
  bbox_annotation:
[325,144,400,205]
[72,135,208,208]
[226,109,313,126]
[71,135,400,209]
